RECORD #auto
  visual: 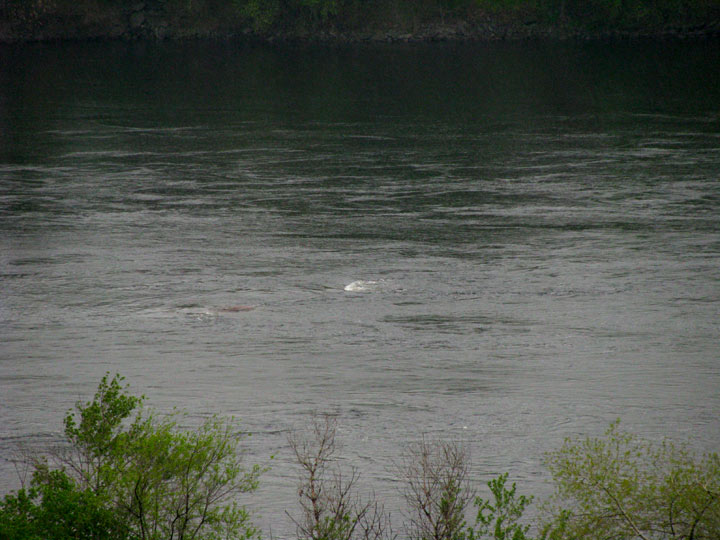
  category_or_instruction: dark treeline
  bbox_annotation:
[1,0,720,42]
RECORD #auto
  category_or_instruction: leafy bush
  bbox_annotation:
[468,473,534,540]
[3,376,719,540]
[399,440,535,540]
[541,421,720,540]
[0,468,129,540]
[1,374,263,540]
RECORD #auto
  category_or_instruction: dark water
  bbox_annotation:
[1,40,719,533]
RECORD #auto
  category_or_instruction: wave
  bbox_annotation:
[344,280,379,292]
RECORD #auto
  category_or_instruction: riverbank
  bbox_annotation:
[2,0,720,43]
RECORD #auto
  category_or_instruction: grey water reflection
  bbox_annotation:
[1,39,719,534]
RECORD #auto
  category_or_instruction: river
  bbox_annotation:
[1,39,719,534]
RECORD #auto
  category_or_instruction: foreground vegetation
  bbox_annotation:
[1,0,719,42]
[1,374,719,539]
[0,375,263,540]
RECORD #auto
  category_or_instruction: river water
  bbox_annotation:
[1,39,719,533]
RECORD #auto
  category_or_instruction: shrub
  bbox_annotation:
[400,439,473,540]
[541,420,720,540]
[0,468,129,540]
[468,473,534,540]
[288,414,393,540]
[399,439,535,540]
[2,373,263,540]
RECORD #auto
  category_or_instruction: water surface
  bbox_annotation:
[1,39,719,533]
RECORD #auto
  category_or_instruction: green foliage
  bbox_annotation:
[399,442,535,540]
[473,0,532,14]
[110,414,262,540]
[0,468,129,540]
[531,0,720,28]
[298,0,341,22]
[2,373,263,540]
[63,373,144,493]
[541,420,720,540]
[467,474,533,540]
[234,0,283,31]
[5,376,720,540]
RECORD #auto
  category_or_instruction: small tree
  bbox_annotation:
[541,420,720,540]
[6,373,263,540]
[110,415,262,540]
[61,372,143,494]
[0,467,129,540]
[288,414,393,540]
[467,473,533,540]
[400,438,473,540]
[399,439,534,540]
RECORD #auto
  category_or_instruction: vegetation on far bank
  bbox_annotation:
[1,374,719,539]
[1,0,720,42]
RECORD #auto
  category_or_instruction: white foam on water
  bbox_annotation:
[344,280,379,292]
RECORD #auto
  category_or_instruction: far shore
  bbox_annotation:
[2,2,719,45]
